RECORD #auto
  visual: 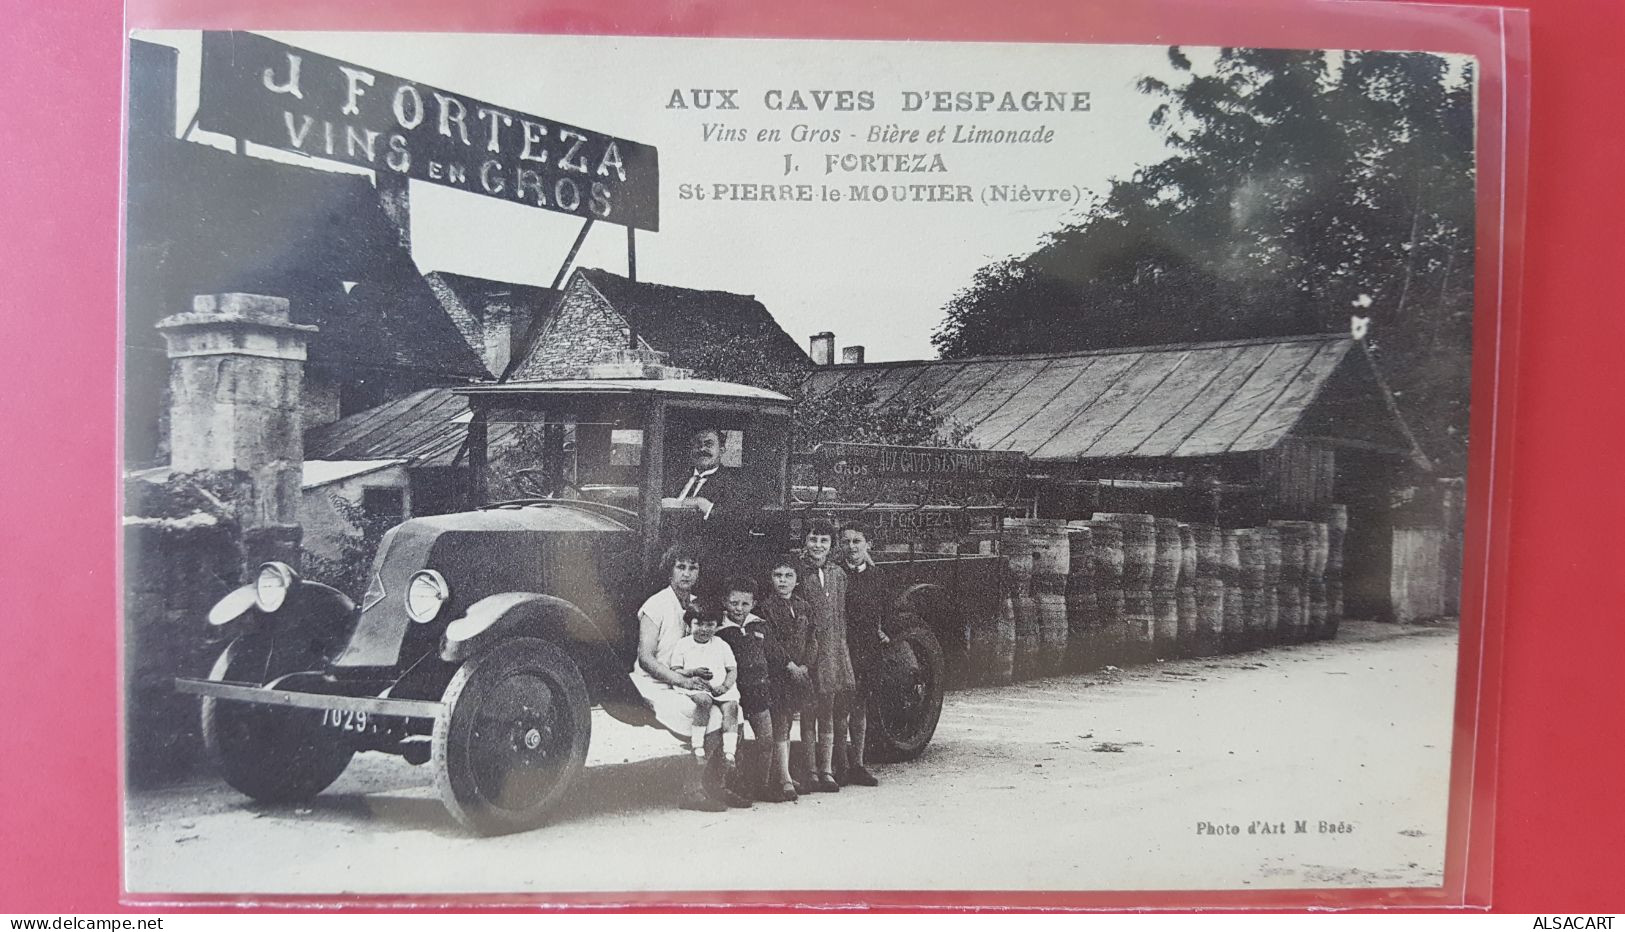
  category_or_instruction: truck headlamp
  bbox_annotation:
[406,570,450,623]
[254,562,298,613]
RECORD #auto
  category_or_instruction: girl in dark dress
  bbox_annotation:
[797,522,855,793]
[759,557,815,801]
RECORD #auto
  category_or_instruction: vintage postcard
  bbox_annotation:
[122,28,1482,898]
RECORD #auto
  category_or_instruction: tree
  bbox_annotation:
[931,48,1475,471]
[685,330,974,453]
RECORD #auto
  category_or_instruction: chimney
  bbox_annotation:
[841,345,866,365]
[809,331,835,366]
[157,293,317,568]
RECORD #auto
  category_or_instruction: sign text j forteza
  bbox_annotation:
[198,32,661,231]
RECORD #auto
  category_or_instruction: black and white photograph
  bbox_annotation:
[121,29,1479,896]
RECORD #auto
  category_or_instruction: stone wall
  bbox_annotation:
[302,367,343,430]
[123,472,249,786]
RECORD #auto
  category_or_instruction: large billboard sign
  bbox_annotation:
[197,31,661,230]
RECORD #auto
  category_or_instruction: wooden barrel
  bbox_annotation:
[1193,524,1223,577]
[1096,513,1155,588]
[1029,520,1071,676]
[1221,529,1245,650]
[1258,527,1282,643]
[1185,523,1222,655]
[1065,523,1098,671]
[1003,518,1040,678]
[1323,504,1348,630]
[1271,521,1313,642]
[1307,521,1330,639]
[1175,523,1199,654]
[1153,591,1180,656]
[1003,518,1036,582]
[1152,518,1183,592]
[1085,521,1127,667]
[1094,515,1153,664]
[1121,588,1155,664]
[1235,529,1263,648]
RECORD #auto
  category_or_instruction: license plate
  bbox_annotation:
[321,708,369,733]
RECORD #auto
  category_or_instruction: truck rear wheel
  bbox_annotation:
[866,616,946,763]
[200,636,354,803]
[433,637,591,835]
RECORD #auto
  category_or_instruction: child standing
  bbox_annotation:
[666,602,743,778]
[716,576,777,800]
[838,522,887,787]
[798,521,855,793]
[759,557,814,801]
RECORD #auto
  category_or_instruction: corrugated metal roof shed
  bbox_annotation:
[801,334,1426,464]
[304,389,513,468]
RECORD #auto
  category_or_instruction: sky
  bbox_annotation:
[141,30,1189,362]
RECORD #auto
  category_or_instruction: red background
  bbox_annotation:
[0,0,1618,912]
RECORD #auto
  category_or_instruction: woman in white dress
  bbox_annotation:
[630,543,743,811]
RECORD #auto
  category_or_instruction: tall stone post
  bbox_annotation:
[156,293,318,573]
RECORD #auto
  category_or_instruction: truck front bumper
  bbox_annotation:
[174,678,444,720]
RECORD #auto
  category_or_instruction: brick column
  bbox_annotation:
[156,293,318,570]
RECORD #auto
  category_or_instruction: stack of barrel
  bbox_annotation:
[1174,523,1198,656]
[1064,522,1098,671]
[1028,520,1072,676]
[1234,528,1269,649]
[1001,518,1040,680]
[1260,527,1283,645]
[1220,529,1246,651]
[1095,513,1156,664]
[987,509,1344,684]
[1269,521,1308,642]
[1271,519,1334,641]
[1151,517,1182,658]
[1083,519,1127,667]
[1190,523,1226,657]
[1323,504,1347,636]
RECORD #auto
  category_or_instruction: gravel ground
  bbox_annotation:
[125,621,1459,898]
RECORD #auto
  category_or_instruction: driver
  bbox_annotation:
[662,427,758,594]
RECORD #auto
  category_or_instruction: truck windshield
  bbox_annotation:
[484,407,643,510]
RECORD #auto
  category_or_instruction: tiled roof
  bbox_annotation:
[574,268,810,372]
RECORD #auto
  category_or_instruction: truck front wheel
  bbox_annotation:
[200,635,354,803]
[433,637,591,835]
[866,616,946,763]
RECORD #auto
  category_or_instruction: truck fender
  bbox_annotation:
[440,593,613,665]
[204,579,355,644]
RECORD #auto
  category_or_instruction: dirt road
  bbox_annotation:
[125,622,1458,897]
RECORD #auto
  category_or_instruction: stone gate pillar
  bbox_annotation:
[156,292,318,572]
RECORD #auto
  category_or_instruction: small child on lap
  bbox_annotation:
[668,602,741,770]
